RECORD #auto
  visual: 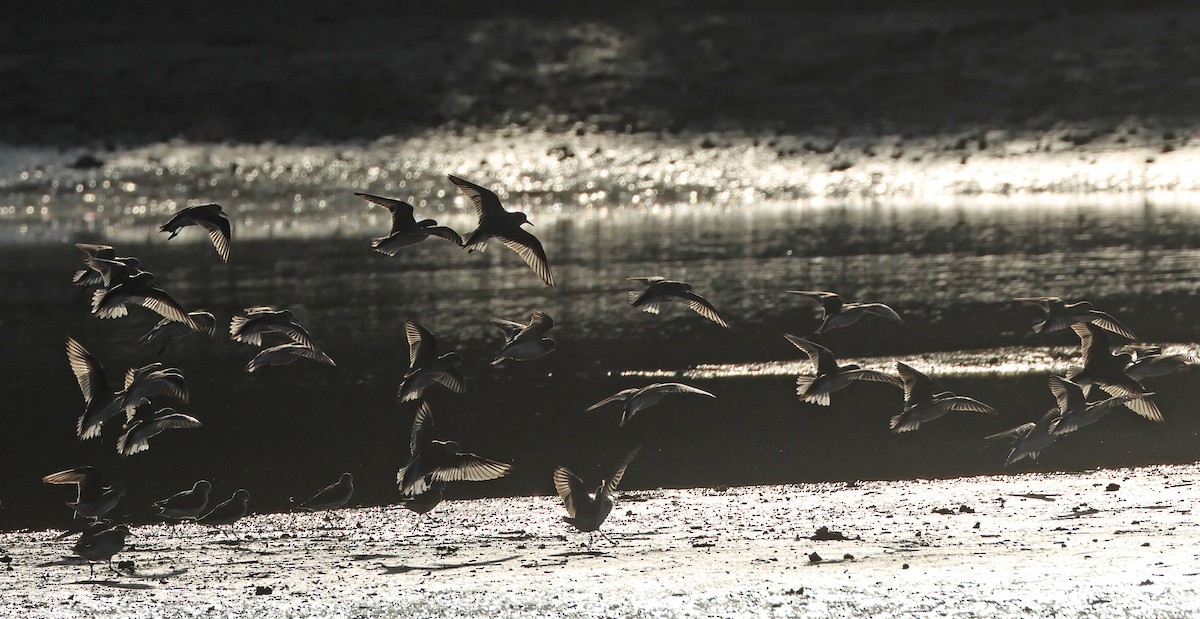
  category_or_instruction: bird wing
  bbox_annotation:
[517,309,555,340]
[894,362,932,405]
[647,383,716,399]
[552,466,589,519]
[356,192,416,232]
[490,318,527,343]
[586,388,639,411]
[783,334,838,375]
[448,175,506,219]
[1085,311,1136,340]
[129,287,192,324]
[76,243,115,260]
[786,290,842,317]
[1071,323,1109,362]
[627,276,667,286]
[405,318,437,368]
[187,311,217,336]
[497,228,555,288]
[432,367,466,394]
[849,302,903,323]
[270,321,318,350]
[66,337,109,404]
[676,290,729,328]
[942,396,997,414]
[845,369,903,387]
[1047,375,1085,415]
[430,453,512,483]
[410,400,433,456]
[41,466,102,502]
[606,446,642,493]
[985,422,1036,441]
[423,225,464,246]
[197,214,232,263]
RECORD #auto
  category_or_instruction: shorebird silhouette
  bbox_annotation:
[397,319,465,402]
[1014,296,1136,339]
[356,192,463,254]
[73,524,131,578]
[785,334,900,406]
[450,174,555,287]
[229,306,319,350]
[1046,375,1152,436]
[396,401,512,496]
[138,311,217,353]
[401,480,447,530]
[153,480,212,521]
[159,203,232,262]
[42,467,125,521]
[245,343,336,373]
[296,473,354,512]
[787,290,903,334]
[628,277,729,328]
[889,362,997,433]
[1066,323,1161,422]
[490,309,557,365]
[117,407,202,457]
[67,337,125,440]
[587,383,715,427]
[554,447,641,546]
[987,407,1060,467]
[197,489,250,538]
[91,271,193,325]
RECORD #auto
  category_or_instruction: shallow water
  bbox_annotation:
[3,138,1200,532]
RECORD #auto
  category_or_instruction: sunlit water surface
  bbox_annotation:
[3,136,1200,531]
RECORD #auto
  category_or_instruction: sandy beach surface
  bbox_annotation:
[3,463,1198,618]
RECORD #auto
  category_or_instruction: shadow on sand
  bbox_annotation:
[378,554,521,575]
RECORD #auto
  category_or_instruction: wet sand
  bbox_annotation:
[3,463,1198,617]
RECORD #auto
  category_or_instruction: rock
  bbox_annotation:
[810,526,850,541]
[958,505,976,514]
[808,552,822,563]
[255,585,273,596]
[1106,483,1120,492]
[902,563,910,569]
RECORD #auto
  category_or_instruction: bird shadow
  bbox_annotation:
[70,579,155,589]
[378,554,521,575]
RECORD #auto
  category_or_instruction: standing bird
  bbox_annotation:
[397,319,465,402]
[246,343,336,373]
[295,473,354,512]
[889,362,997,433]
[73,524,132,578]
[91,271,194,325]
[1014,296,1136,340]
[450,174,554,287]
[159,203,232,262]
[116,408,203,457]
[490,309,557,365]
[42,467,126,521]
[229,306,319,350]
[586,383,715,427]
[1067,323,1161,422]
[786,335,900,406]
[138,311,217,354]
[396,401,512,496]
[1046,376,1152,436]
[356,192,463,254]
[787,290,903,335]
[553,447,641,546]
[153,480,212,521]
[987,408,1061,467]
[197,489,250,538]
[66,337,124,440]
[628,277,729,328]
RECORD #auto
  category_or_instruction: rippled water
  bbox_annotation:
[4,137,1200,532]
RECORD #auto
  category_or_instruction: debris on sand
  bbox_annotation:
[807,552,822,563]
[255,585,273,596]
[1107,483,1121,492]
[809,526,856,541]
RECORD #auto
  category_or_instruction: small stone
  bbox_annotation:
[255,585,273,596]
[0,556,11,564]
[843,553,855,561]
[1142,542,1150,547]
[1106,483,1120,492]
[902,563,910,569]
[116,560,135,572]
[973,522,981,529]
[808,552,822,563]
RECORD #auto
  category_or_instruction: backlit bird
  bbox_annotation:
[159,203,232,262]
[587,383,715,427]
[889,362,996,433]
[396,401,511,496]
[356,192,463,254]
[785,335,900,406]
[628,277,729,328]
[787,290,903,335]
[451,174,554,287]
[554,447,641,546]
[397,319,464,402]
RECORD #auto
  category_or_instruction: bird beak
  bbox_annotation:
[527,222,535,227]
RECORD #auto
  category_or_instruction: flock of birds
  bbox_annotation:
[36,174,1195,576]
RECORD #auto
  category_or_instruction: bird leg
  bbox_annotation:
[598,530,619,546]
